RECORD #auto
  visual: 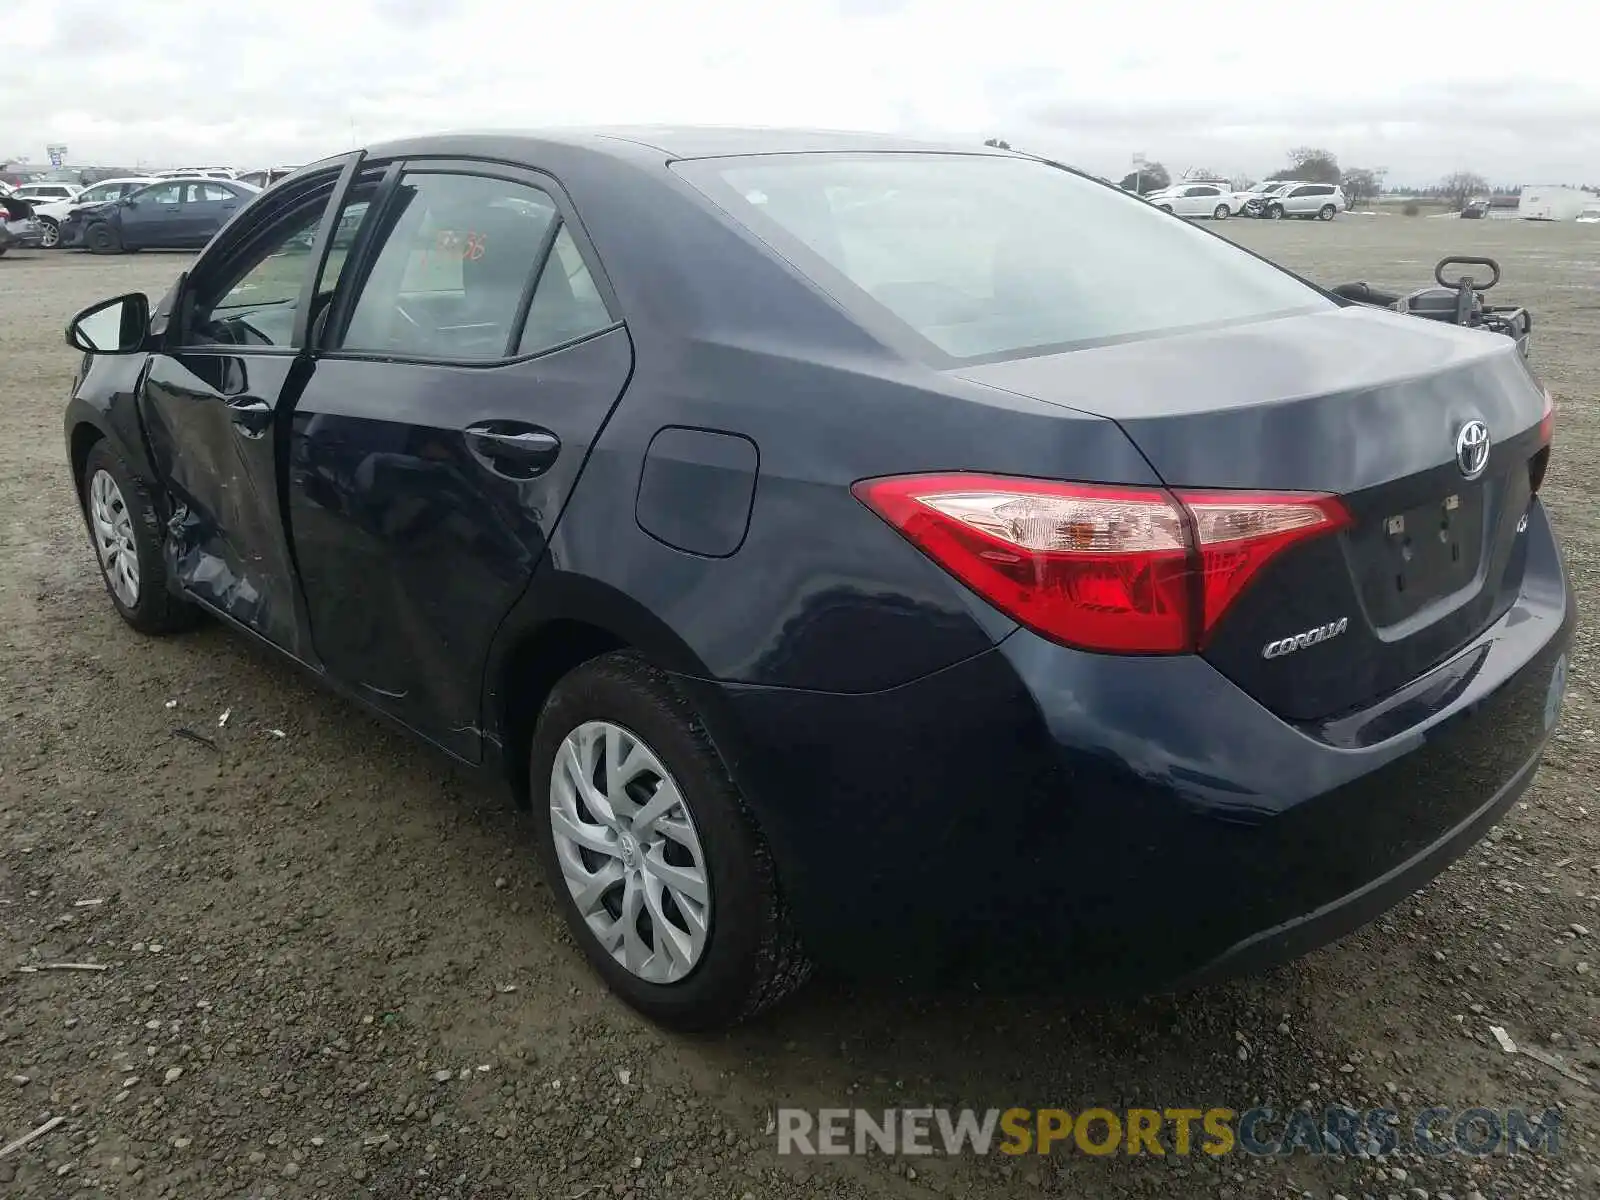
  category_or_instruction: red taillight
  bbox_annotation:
[1530,388,1555,495]
[852,473,1349,655]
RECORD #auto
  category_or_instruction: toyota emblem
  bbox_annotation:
[1456,420,1490,479]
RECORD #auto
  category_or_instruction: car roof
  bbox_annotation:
[363,125,1004,164]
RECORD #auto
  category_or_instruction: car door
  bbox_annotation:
[285,159,632,761]
[1284,185,1313,215]
[184,181,246,245]
[135,156,366,658]
[118,181,185,248]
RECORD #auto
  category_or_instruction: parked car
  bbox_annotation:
[9,181,82,206]
[61,128,1571,1030]
[59,177,260,253]
[1146,182,1235,219]
[1,194,45,255]
[1233,181,1290,216]
[30,176,158,248]
[1261,182,1345,220]
[154,167,237,180]
[235,167,299,190]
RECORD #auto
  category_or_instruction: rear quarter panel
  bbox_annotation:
[538,152,1162,692]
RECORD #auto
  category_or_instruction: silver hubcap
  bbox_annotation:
[41,222,58,248]
[88,469,139,607]
[549,721,711,984]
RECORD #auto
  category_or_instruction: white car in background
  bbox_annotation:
[29,177,158,248]
[235,166,299,190]
[1260,182,1345,220]
[1235,181,1297,216]
[8,181,82,206]
[154,167,237,180]
[1146,182,1235,219]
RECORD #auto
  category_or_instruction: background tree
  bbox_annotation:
[1440,170,1490,212]
[1116,162,1170,193]
[1341,167,1386,208]
[983,138,1012,150]
[1269,147,1341,184]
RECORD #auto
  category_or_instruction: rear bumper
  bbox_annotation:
[1,225,44,250]
[685,499,1574,987]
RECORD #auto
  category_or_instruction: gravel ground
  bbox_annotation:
[3,217,1599,1199]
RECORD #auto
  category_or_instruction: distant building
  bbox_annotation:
[1518,185,1600,221]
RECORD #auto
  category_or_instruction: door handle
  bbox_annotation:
[227,396,273,438]
[464,423,561,478]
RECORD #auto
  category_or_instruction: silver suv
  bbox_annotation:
[1262,182,1345,221]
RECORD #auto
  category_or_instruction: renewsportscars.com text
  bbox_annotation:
[774,1106,1561,1158]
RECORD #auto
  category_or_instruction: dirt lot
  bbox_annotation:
[3,217,1599,1199]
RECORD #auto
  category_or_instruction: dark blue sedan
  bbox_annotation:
[60,176,259,253]
[60,128,1572,1029]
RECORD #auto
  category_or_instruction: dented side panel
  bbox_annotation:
[138,352,312,659]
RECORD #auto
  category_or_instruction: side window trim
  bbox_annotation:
[318,157,624,368]
[170,154,362,357]
[291,151,369,350]
[504,214,567,358]
[318,159,407,352]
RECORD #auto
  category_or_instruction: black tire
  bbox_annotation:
[85,222,121,255]
[1318,204,1337,221]
[39,218,60,249]
[79,439,199,635]
[1213,204,1230,220]
[1266,204,1285,220]
[530,652,811,1030]
[1158,204,1174,214]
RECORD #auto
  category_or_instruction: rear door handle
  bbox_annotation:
[226,396,273,438]
[464,422,561,478]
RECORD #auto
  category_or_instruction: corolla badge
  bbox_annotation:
[1456,420,1490,479]
[1262,617,1349,660]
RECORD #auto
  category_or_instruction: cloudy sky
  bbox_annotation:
[3,0,1596,185]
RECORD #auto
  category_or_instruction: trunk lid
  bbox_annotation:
[953,306,1550,721]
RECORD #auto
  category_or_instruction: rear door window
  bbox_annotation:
[338,171,561,362]
[138,182,184,206]
[675,153,1327,364]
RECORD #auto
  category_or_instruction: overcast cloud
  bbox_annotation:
[2,0,1596,185]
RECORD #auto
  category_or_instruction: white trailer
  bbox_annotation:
[1518,185,1600,221]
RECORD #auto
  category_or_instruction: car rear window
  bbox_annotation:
[674,153,1328,363]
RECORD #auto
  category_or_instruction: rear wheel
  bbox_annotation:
[530,652,810,1030]
[1318,204,1337,221]
[1213,204,1230,220]
[85,223,121,255]
[80,440,198,634]
[39,219,60,249]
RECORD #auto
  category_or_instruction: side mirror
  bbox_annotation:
[66,293,150,354]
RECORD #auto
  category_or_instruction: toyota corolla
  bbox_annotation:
[61,128,1572,1029]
